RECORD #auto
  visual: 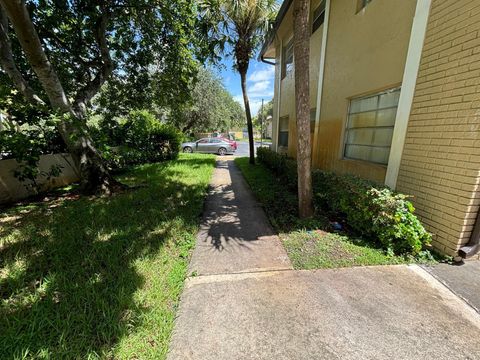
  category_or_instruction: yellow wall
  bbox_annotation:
[315,0,417,183]
[396,0,480,257]
[271,0,324,157]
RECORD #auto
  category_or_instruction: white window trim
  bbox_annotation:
[385,0,432,189]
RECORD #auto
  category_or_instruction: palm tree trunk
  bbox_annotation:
[240,70,255,165]
[293,0,313,218]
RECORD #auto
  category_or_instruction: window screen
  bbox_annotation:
[344,87,400,165]
[312,1,326,34]
[281,39,294,79]
[278,116,289,147]
[310,108,316,134]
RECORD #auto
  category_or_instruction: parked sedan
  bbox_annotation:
[182,138,235,156]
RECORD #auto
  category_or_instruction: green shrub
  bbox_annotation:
[257,146,297,189]
[100,110,183,169]
[0,127,66,187]
[256,148,431,256]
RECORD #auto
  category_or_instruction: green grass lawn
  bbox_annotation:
[235,157,423,269]
[0,153,215,359]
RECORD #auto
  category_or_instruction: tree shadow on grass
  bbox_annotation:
[0,156,214,358]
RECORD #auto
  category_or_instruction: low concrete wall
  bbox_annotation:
[0,153,80,205]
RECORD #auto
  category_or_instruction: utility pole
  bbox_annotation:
[260,98,264,147]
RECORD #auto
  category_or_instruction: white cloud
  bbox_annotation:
[233,94,273,116]
[233,95,244,106]
[248,80,270,93]
[249,99,267,116]
[248,67,275,82]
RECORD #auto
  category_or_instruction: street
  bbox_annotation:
[234,141,271,157]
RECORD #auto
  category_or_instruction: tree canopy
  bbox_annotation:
[204,0,277,163]
[0,0,219,191]
[172,67,245,134]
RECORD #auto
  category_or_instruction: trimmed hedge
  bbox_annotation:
[256,147,431,256]
[257,146,297,189]
[100,110,182,169]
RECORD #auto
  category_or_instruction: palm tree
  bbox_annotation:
[220,0,277,165]
[293,0,314,217]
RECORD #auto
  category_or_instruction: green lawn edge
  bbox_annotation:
[0,153,215,359]
[234,157,436,270]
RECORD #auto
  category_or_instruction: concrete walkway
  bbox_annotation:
[423,261,480,313]
[188,159,291,275]
[168,159,480,360]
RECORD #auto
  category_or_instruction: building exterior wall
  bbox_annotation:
[271,0,324,157]
[396,0,480,256]
[314,0,417,183]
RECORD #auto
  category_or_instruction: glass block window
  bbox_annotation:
[344,87,400,165]
[278,116,289,147]
[312,1,326,34]
[281,39,294,79]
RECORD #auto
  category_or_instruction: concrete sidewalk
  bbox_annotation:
[168,159,480,360]
[188,159,291,275]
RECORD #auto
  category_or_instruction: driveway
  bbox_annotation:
[167,159,480,360]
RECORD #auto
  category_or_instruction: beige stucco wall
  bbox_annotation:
[271,0,324,157]
[396,0,480,256]
[314,0,417,183]
[0,154,80,205]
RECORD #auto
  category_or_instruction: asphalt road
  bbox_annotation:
[234,141,271,157]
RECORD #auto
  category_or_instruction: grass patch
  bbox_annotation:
[0,153,215,359]
[235,157,435,269]
[283,231,406,269]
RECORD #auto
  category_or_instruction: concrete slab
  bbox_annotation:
[168,265,480,360]
[423,261,480,313]
[188,160,292,276]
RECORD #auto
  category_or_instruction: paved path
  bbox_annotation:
[188,159,291,275]
[423,261,480,313]
[168,159,480,360]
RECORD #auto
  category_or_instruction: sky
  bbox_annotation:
[215,54,275,117]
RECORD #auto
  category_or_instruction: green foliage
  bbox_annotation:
[235,157,419,268]
[253,99,273,134]
[0,154,215,358]
[283,231,407,269]
[171,67,245,134]
[256,148,431,256]
[100,110,183,169]
[257,146,297,189]
[0,126,66,187]
[205,0,278,72]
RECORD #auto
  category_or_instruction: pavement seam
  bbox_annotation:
[419,264,480,315]
[409,264,480,325]
[186,268,295,286]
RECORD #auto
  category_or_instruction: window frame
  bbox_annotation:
[281,39,294,79]
[312,1,326,34]
[278,116,289,148]
[343,87,401,166]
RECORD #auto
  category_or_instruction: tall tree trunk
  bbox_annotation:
[0,0,122,194]
[293,0,313,218]
[240,70,255,165]
[58,118,123,194]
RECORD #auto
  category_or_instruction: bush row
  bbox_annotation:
[256,147,431,256]
[96,110,183,170]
